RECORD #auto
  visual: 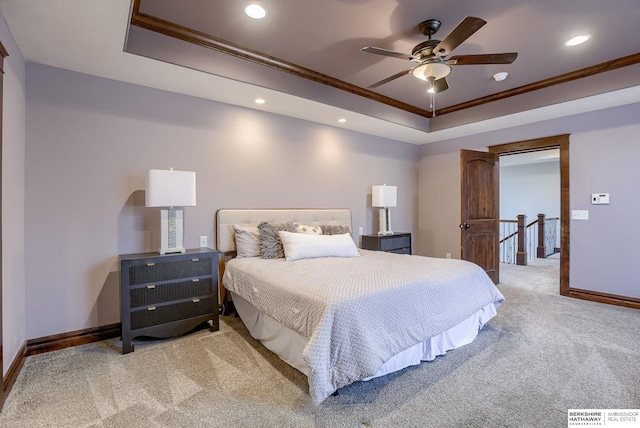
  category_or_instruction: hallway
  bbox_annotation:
[499,254,560,294]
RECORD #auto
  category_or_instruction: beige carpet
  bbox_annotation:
[500,254,559,295]
[1,256,638,427]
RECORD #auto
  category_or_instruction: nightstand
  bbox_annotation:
[119,248,219,354]
[361,233,412,255]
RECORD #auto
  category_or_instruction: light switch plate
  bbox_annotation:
[571,210,589,220]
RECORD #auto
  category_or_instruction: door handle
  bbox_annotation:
[459,223,471,230]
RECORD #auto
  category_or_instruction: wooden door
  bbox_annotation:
[460,150,499,284]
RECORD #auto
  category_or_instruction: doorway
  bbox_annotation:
[488,134,570,295]
[499,149,560,294]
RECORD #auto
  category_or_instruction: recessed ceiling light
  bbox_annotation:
[565,34,590,46]
[338,118,347,123]
[254,98,265,104]
[245,4,267,19]
[493,72,508,82]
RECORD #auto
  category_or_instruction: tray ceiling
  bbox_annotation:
[1,0,639,143]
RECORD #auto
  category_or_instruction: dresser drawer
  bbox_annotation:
[130,278,213,308]
[380,235,411,251]
[361,233,412,254]
[130,297,214,330]
[128,257,212,285]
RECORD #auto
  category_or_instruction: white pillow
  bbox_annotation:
[233,224,260,258]
[278,231,359,261]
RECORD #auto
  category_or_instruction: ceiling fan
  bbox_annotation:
[361,16,518,94]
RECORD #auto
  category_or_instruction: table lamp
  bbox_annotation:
[146,168,196,254]
[372,184,397,235]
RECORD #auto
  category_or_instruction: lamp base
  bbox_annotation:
[377,208,394,236]
[158,208,186,255]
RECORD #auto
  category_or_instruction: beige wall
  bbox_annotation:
[417,151,461,258]
[24,63,419,340]
[1,14,26,375]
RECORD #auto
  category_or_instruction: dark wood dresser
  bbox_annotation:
[119,248,219,354]
[361,233,412,255]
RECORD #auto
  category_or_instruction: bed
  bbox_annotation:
[216,209,504,404]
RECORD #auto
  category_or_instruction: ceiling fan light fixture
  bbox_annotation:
[245,4,267,19]
[565,34,590,46]
[412,61,451,81]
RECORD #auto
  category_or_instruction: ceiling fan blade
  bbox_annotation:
[433,16,487,57]
[367,67,415,89]
[434,77,449,93]
[449,52,518,65]
[361,46,415,61]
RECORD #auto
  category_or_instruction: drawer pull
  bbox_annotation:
[147,285,156,289]
[192,278,200,283]
[146,262,156,267]
[191,258,200,262]
[192,298,200,303]
[147,306,156,311]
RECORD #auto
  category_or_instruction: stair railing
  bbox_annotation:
[499,214,559,265]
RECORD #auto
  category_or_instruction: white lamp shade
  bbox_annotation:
[372,185,397,208]
[145,169,197,207]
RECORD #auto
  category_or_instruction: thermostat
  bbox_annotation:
[591,193,609,205]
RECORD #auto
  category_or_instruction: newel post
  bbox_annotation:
[537,214,546,258]
[516,214,527,265]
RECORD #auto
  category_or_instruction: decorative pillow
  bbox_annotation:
[293,222,322,235]
[258,222,296,259]
[233,224,261,258]
[321,224,351,235]
[278,231,359,261]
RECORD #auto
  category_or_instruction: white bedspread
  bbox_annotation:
[223,250,504,404]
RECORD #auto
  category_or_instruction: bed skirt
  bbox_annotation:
[231,291,497,382]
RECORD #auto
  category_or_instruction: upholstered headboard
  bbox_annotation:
[215,208,352,254]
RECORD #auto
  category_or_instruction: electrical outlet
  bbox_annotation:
[446,253,451,259]
[358,227,364,235]
[199,236,208,247]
